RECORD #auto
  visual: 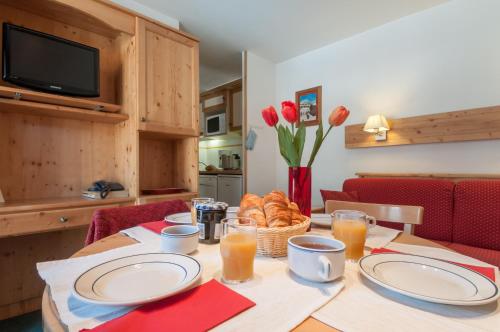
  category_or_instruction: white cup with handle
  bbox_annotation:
[287,235,345,282]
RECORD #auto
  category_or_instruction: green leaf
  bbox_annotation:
[277,125,291,166]
[284,126,299,166]
[307,121,324,167]
[293,122,306,165]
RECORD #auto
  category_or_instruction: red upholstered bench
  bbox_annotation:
[336,178,500,267]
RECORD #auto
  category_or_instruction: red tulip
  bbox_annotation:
[328,105,350,126]
[262,105,279,127]
[281,100,298,123]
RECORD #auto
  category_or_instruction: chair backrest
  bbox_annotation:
[325,200,424,234]
[85,199,189,245]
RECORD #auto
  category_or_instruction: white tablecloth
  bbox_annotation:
[312,242,500,332]
[38,226,344,332]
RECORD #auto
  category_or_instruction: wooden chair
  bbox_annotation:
[325,200,424,234]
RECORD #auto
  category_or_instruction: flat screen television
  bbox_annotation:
[2,23,99,97]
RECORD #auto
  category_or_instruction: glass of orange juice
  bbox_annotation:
[331,210,376,262]
[220,217,257,284]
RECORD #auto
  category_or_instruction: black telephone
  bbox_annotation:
[88,180,125,199]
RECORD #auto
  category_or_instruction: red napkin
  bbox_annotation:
[81,279,255,332]
[140,220,175,234]
[371,248,496,281]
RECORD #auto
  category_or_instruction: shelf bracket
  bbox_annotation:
[13,92,22,100]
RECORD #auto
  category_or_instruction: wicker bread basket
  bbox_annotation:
[256,218,311,257]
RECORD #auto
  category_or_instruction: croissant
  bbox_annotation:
[263,191,291,227]
[238,193,267,227]
[289,202,306,225]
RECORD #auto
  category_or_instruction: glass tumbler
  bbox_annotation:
[331,210,376,262]
[220,217,257,284]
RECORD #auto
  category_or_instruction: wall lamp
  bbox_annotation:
[363,114,390,141]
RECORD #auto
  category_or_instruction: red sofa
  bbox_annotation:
[341,178,500,268]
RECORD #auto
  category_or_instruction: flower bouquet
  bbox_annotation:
[261,101,350,216]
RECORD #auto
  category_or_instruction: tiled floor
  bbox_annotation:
[0,311,43,332]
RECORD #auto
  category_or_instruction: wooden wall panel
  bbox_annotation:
[114,34,139,198]
[139,138,175,190]
[0,113,117,201]
[0,228,87,317]
[345,105,500,148]
[174,137,199,193]
[0,3,121,104]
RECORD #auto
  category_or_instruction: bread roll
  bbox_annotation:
[238,193,267,227]
[263,190,291,227]
[289,202,306,225]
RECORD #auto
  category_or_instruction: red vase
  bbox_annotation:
[288,167,312,218]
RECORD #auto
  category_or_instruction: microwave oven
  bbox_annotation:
[205,113,226,136]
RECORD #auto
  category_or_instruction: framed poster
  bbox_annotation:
[295,86,322,126]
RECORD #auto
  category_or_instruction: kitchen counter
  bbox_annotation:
[199,169,242,175]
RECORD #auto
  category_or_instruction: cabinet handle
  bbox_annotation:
[59,216,69,223]
[141,117,146,122]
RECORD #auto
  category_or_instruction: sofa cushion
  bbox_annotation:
[320,189,359,204]
[447,243,500,268]
[343,178,455,241]
[453,180,500,251]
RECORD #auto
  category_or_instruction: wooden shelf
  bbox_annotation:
[0,86,121,113]
[0,98,128,124]
[139,122,199,139]
[137,192,198,204]
[0,196,136,215]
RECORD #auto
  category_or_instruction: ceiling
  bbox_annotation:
[134,0,449,89]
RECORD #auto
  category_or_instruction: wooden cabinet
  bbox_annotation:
[137,18,199,137]
[230,89,243,130]
[0,1,199,319]
[0,200,132,238]
[200,79,242,133]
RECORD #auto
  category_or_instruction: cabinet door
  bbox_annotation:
[217,175,242,206]
[199,175,218,200]
[137,18,199,136]
[230,89,242,130]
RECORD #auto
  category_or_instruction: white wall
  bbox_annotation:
[266,0,500,206]
[245,52,278,195]
[110,0,179,29]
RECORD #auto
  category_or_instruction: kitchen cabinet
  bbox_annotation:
[230,89,242,130]
[199,175,218,200]
[217,175,243,206]
[137,18,199,136]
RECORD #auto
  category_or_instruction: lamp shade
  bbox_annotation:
[363,114,390,133]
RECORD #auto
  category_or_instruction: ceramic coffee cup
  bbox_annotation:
[287,235,345,282]
[161,225,199,254]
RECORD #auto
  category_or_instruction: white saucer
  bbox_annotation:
[164,212,192,224]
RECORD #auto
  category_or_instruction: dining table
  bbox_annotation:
[41,225,455,332]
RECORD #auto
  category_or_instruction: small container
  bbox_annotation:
[191,197,214,225]
[161,225,199,254]
[196,202,228,244]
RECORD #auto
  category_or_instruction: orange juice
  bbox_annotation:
[333,220,367,261]
[220,233,257,282]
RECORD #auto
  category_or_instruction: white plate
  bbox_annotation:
[165,212,192,224]
[73,253,202,306]
[359,253,499,305]
[310,213,332,227]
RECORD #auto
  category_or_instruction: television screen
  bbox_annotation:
[2,23,99,97]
